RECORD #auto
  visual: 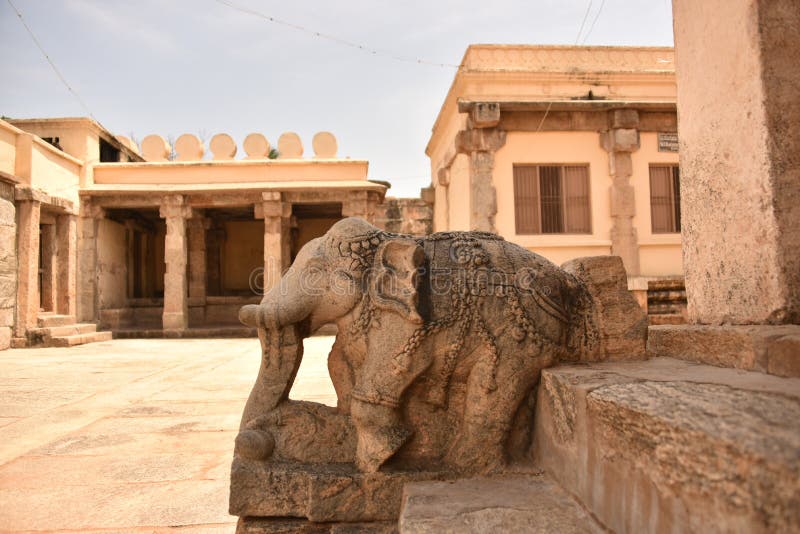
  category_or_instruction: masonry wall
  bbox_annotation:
[0,182,16,349]
[223,221,263,292]
[374,198,433,236]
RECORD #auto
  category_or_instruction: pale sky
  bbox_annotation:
[1,0,674,196]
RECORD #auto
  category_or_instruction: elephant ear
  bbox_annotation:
[369,239,425,324]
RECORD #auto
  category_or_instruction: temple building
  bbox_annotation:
[0,118,431,349]
[426,45,683,316]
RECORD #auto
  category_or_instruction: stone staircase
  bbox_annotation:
[26,313,112,348]
[647,278,687,325]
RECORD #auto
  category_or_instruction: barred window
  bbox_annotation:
[513,165,591,234]
[649,165,681,233]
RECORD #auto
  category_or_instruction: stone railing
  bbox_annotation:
[115,131,339,163]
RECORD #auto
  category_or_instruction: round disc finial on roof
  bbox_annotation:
[116,135,139,154]
[141,134,170,162]
[312,131,337,158]
[243,133,270,159]
[209,133,237,160]
[277,132,303,158]
[174,133,204,161]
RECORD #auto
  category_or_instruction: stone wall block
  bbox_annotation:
[611,109,640,129]
[608,151,633,180]
[610,184,636,218]
[470,102,501,128]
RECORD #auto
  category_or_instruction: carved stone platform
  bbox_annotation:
[230,459,450,524]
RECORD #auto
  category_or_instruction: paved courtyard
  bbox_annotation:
[0,337,338,533]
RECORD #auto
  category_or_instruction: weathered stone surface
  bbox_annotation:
[238,517,397,533]
[233,218,644,530]
[399,475,602,534]
[674,0,800,324]
[561,255,648,361]
[230,459,448,522]
[647,324,800,377]
[533,358,800,533]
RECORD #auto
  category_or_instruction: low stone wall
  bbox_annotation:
[0,181,16,350]
[373,196,433,236]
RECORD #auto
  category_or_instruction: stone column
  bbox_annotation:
[159,195,192,332]
[77,201,104,322]
[187,213,208,301]
[56,214,77,317]
[601,111,641,276]
[14,199,40,337]
[39,222,57,312]
[0,181,17,349]
[454,109,506,233]
[259,192,290,293]
[674,0,799,324]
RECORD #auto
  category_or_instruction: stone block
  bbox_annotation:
[399,475,601,533]
[470,102,501,128]
[230,459,449,523]
[610,109,639,129]
[533,358,800,533]
[237,517,397,533]
[0,198,14,226]
[561,256,647,361]
[610,184,635,218]
[601,128,639,153]
[647,324,800,377]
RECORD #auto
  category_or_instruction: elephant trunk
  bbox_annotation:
[239,269,322,330]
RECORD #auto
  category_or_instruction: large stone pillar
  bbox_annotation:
[188,214,208,301]
[39,222,57,313]
[453,113,506,233]
[14,199,40,337]
[159,195,192,332]
[674,0,800,324]
[259,192,290,293]
[77,201,103,322]
[601,111,641,276]
[0,182,17,349]
[57,214,78,317]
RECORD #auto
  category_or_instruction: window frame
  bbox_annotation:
[512,163,593,236]
[648,164,681,234]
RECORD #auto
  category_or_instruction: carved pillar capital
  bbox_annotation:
[159,195,192,220]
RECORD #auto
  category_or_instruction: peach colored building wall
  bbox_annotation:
[494,131,612,265]
[633,132,681,276]
[0,123,16,176]
[97,219,128,310]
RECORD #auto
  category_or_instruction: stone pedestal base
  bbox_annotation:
[236,517,396,534]
[230,459,450,526]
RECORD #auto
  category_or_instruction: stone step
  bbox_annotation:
[36,314,76,327]
[646,302,685,315]
[647,278,685,291]
[647,324,800,378]
[29,323,97,338]
[399,475,603,533]
[48,331,113,348]
[648,313,686,326]
[533,357,800,533]
[647,289,687,302]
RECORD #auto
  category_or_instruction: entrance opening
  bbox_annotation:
[290,203,343,263]
[205,206,262,297]
[105,208,165,299]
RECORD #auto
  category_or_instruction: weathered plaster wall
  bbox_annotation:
[28,144,81,205]
[97,219,128,310]
[632,132,682,277]
[223,221,263,291]
[447,154,471,231]
[0,125,16,176]
[0,182,16,349]
[674,0,800,324]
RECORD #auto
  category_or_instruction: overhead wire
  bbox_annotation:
[5,0,108,132]
[536,0,596,132]
[581,0,606,45]
[213,0,461,69]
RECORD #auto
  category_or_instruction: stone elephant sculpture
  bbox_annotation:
[236,217,644,475]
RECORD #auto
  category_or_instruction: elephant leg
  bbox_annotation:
[327,335,354,414]
[445,342,553,474]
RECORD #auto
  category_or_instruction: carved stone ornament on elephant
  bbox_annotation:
[235,217,646,476]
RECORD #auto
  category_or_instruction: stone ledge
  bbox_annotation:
[237,517,397,533]
[399,475,602,534]
[647,324,800,377]
[533,358,800,533]
[230,459,450,523]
